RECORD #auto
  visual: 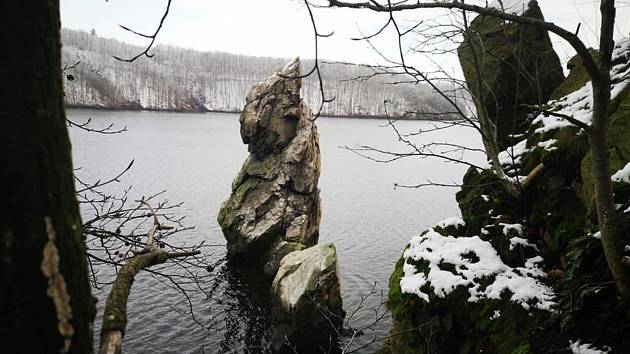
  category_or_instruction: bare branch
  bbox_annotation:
[113,0,172,62]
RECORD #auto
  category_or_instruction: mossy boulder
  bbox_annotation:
[386,230,549,354]
[458,0,564,150]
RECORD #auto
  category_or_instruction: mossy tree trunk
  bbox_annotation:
[0,0,95,353]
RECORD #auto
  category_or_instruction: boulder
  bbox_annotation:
[457,0,564,150]
[217,58,321,274]
[270,243,345,353]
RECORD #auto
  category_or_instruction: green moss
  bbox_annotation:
[550,50,599,100]
[456,168,522,237]
[387,253,428,351]
[458,1,564,149]
[511,344,532,354]
[217,176,261,229]
[387,237,543,354]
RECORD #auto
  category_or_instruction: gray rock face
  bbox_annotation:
[217,58,321,273]
[270,243,345,352]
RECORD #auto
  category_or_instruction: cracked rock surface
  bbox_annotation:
[217,58,321,276]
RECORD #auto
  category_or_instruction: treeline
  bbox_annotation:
[61,28,458,118]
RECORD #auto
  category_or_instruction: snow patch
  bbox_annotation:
[481,194,490,202]
[532,38,630,135]
[537,139,558,151]
[499,139,529,166]
[500,223,524,236]
[611,162,630,184]
[592,231,601,240]
[490,310,501,320]
[399,229,555,310]
[569,340,610,354]
[509,237,539,251]
[436,217,466,229]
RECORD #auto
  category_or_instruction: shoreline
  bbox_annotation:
[65,104,457,121]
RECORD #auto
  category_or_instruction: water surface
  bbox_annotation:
[68,109,483,353]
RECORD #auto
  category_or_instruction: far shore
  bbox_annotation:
[65,104,458,122]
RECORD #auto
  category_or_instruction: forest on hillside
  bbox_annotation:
[61,28,460,118]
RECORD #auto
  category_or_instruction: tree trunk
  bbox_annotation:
[588,0,630,305]
[0,1,95,353]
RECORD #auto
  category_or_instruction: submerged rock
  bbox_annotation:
[217,58,321,273]
[457,0,564,150]
[270,243,345,353]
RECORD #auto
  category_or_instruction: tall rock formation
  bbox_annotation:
[218,58,345,352]
[217,57,321,275]
[457,0,564,150]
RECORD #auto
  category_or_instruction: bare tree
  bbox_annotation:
[322,0,630,305]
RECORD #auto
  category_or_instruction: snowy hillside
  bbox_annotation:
[61,29,456,118]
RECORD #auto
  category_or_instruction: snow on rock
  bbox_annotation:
[611,162,630,184]
[509,237,539,251]
[532,38,630,134]
[399,228,555,310]
[500,223,524,236]
[436,217,466,229]
[537,139,558,150]
[569,340,611,354]
[499,139,530,166]
[592,231,602,240]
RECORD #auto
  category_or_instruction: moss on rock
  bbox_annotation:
[387,244,547,354]
[458,0,564,150]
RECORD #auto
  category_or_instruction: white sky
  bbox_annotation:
[61,0,630,76]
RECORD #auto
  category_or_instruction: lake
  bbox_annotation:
[68,109,483,353]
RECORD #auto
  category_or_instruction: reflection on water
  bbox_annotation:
[68,109,483,353]
[208,260,273,353]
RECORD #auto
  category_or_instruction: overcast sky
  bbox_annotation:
[61,0,630,75]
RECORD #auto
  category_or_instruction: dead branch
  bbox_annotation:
[98,199,201,354]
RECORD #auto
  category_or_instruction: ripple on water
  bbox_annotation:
[69,110,481,353]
